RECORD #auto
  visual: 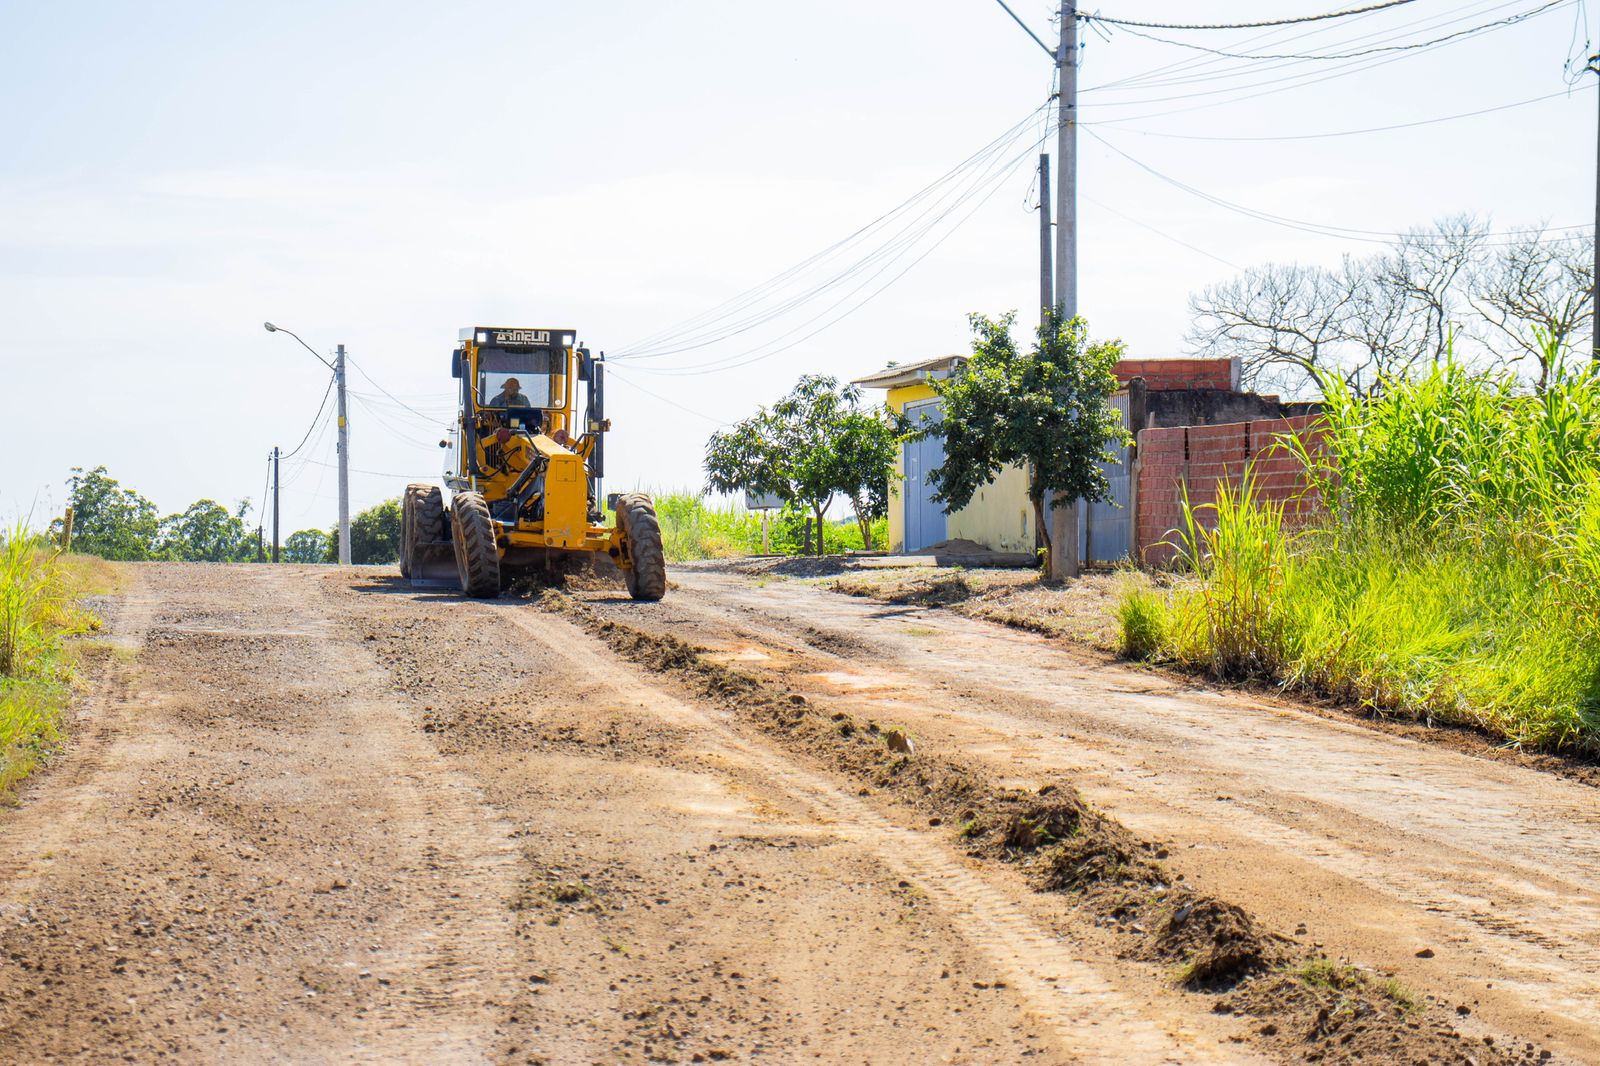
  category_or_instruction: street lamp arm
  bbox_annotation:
[993,0,1057,60]
[263,321,336,371]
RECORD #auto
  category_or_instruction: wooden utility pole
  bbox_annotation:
[61,507,74,552]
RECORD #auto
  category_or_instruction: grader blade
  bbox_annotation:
[408,547,458,589]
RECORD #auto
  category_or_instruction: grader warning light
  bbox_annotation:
[401,325,666,600]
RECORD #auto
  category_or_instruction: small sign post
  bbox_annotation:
[744,491,783,555]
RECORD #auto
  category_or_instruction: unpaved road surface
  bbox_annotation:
[0,562,1591,1064]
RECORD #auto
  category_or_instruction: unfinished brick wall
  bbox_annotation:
[1135,414,1326,566]
[1114,357,1238,392]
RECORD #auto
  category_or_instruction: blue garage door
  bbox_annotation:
[903,399,947,552]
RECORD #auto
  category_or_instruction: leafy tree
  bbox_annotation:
[925,311,1128,579]
[63,467,162,560]
[283,529,331,563]
[328,499,402,564]
[705,375,900,554]
[157,499,253,562]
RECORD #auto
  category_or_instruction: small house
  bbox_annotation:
[856,354,1308,561]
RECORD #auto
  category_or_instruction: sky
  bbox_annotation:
[1,0,1593,533]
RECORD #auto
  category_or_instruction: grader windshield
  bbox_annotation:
[477,347,566,410]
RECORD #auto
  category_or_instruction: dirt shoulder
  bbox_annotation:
[806,561,1600,788]
[612,564,1600,1063]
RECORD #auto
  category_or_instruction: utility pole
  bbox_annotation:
[1038,153,1053,322]
[1056,4,1077,323]
[271,446,281,563]
[335,344,351,565]
[1592,53,1599,362]
[1050,3,1082,580]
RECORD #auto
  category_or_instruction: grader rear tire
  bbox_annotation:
[617,493,667,602]
[451,491,501,598]
[400,483,433,578]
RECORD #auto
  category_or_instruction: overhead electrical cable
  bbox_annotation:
[1085,125,1589,246]
[628,131,1045,377]
[1096,86,1591,141]
[1074,2,1569,112]
[280,373,337,460]
[1079,0,1548,102]
[1099,0,1566,60]
[1079,0,1422,32]
[603,368,731,426]
[344,354,451,427]
[613,101,1052,361]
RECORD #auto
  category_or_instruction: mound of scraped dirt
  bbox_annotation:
[537,589,1555,1065]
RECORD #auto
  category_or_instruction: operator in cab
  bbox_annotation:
[490,377,533,407]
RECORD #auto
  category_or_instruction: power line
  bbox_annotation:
[1101,0,1566,60]
[1079,1,1542,107]
[344,354,450,427]
[1085,125,1590,246]
[1096,85,1592,141]
[281,373,337,459]
[1075,2,1564,112]
[613,101,1052,361]
[628,128,1046,376]
[604,368,730,426]
[1080,0,1422,32]
[1083,195,1246,270]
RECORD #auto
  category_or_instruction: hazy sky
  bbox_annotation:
[1,0,1592,532]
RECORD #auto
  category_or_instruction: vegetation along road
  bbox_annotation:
[0,561,1593,1064]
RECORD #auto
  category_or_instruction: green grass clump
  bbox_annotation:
[0,524,97,794]
[1121,352,1600,755]
[613,491,889,562]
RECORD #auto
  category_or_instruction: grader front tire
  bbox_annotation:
[451,492,502,598]
[400,483,433,579]
[618,493,667,602]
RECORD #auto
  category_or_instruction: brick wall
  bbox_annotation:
[1135,414,1326,567]
[1115,357,1238,393]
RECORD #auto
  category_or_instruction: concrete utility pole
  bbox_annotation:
[271,446,281,563]
[1050,3,1082,581]
[1038,153,1053,321]
[263,322,352,564]
[335,344,351,565]
[1591,53,1600,362]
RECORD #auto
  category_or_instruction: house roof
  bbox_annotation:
[851,354,966,390]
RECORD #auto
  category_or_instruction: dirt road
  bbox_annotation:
[0,562,1590,1064]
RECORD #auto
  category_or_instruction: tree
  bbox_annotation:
[1466,226,1595,388]
[328,499,402,564]
[283,529,331,563]
[64,467,162,560]
[1188,215,1594,395]
[705,375,900,554]
[157,499,253,562]
[924,311,1128,579]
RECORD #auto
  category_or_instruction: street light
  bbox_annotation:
[264,321,350,565]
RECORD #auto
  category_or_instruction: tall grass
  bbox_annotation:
[1123,355,1600,755]
[0,523,91,793]
[623,492,888,562]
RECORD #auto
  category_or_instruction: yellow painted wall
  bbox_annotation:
[883,382,1033,554]
[948,463,1034,552]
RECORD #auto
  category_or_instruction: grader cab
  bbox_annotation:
[401,325,666,600]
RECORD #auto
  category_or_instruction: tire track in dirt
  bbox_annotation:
[489,602,1260,1065]
[593,568,1597,1063]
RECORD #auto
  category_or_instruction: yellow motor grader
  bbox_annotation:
[400,325,666,600]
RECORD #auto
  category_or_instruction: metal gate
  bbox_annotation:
[903,399,948,552]
[1079,392,1133,565]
